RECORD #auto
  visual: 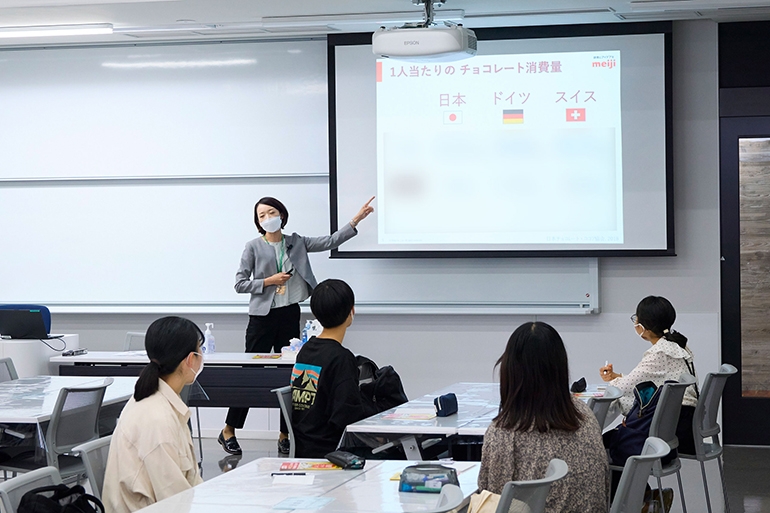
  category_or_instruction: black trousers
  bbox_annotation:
[225,303,300,430]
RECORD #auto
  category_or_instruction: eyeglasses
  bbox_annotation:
[630,314,638,324]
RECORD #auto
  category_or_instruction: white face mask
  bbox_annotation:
[190,352,204,382]
[261,215,282,233]
[634,323,645,339]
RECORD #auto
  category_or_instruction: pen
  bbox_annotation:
[603,361,609,374]
[271,472,306,476]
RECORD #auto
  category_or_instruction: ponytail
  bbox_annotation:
[662,328,688,349]
[132,317,203,401]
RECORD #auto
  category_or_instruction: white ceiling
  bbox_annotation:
[0,0,767,46]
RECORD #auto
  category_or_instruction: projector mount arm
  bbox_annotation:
[411,0,447,28]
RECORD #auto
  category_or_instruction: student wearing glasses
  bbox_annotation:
[599,295,698,454]
[103,316,205,513]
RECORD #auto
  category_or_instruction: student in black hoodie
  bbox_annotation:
[291,278,366,457]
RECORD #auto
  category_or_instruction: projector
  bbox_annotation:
[372,24,477,60]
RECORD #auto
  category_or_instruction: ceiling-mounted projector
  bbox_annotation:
[372,0,476,61]
[373,24,476,60]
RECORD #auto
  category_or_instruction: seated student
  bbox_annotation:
[102,317,204,513]
[291,278,366,457]
[477,322,608,513]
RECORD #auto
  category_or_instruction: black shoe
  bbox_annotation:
[218,430,242,455]
[277,438,290,455]
[218,454,242,473]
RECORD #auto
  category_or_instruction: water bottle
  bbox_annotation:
[203,323,216,354]
[301,320,312,345]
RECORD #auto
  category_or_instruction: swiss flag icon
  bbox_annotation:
[566,108,586,122]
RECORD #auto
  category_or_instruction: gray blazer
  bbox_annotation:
[235,223,357,316]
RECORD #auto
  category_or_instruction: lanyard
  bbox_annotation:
[263,235,285,273]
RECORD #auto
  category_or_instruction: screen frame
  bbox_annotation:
[328,22,674,259]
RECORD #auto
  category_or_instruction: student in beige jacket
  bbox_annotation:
[102,317,205,513]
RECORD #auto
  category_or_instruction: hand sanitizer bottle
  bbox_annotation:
[203,323,216,354]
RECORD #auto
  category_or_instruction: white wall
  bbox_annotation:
[47,20,720,438]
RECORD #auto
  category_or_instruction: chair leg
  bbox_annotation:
[717,456,730,513]
[676,469,688,513]
[700,460,713,513]
[195,407,203,465]
[656,476,666,513]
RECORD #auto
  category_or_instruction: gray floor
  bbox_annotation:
[197,440,770,513]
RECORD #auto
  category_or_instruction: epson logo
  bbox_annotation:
[403,40,420,45]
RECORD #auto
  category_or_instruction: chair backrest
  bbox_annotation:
[649,373,696,450]
[0,466,62,513]
[421,484,465,513]
[123,332,146,351]
[610,437,671,513]
[0,305,51,334]
[693,363,737,441]
[72,435,112,500]
[46,378,113,468]
[0,357,19,383]
[495,459,569,513]
[272,386,295,458]
[587,385,622,429]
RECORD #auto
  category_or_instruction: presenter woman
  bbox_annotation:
[219,196,374,456]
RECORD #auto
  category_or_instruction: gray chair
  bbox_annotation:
[610,437,671,513]
[587,385,622,429]
[123,332,145,351]
[271,386,295,458]
[0,358,18,383]
[0,378,113,481]
[495,458,569,513]
[421,484,464,513]
[72,435,111,500]
[0,466,62,513]
[679,363,737,513]
[610,374,696,513]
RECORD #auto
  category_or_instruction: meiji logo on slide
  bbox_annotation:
[592,56,617,69]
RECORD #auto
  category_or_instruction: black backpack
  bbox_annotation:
[356,355,408,416]
[17,484,104,513]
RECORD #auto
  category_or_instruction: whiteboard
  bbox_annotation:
[0,40,328,180]
[0,39,599,314]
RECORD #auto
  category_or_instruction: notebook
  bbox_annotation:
[0,310,55,339]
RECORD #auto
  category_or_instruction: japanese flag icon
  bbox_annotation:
[443,111,463,124]
[566,108,586,122]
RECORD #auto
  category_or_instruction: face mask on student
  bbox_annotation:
[190,353,204,382]
[261,216,282,233]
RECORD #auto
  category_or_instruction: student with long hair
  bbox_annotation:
[478,322,608,513]
[102,317,205,513]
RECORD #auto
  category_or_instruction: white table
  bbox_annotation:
[136,457,480,513]
[0,375,136,465]
[0,334,78,378]
[0,375,135,423]
[343,383,499,460]
[343,382,620,459]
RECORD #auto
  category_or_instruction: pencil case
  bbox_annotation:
[398,464,459,493]
[434,393,458,417]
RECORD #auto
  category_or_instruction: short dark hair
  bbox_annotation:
[254,197,289,235]
[310,279,355,329]
[495,321,582,433]
[636,295,688,348]
[134,316,203,401]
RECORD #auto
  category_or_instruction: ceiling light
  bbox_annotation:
[0,23,113,39]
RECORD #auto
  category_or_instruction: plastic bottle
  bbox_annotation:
[301,320,312,345]
[203,323,216,354]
